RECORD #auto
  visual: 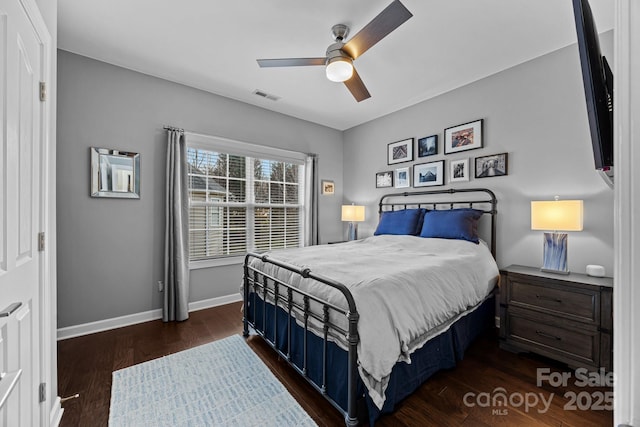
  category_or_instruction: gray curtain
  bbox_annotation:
[164,129,190,321]
[304,154,319,246]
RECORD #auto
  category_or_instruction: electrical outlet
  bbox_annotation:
[157,281,164,292]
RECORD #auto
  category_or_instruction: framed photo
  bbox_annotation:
[444,119,483,154]
[376,171,394,188]
[394,167,410,188]
[449,158,470,182]
[417,135,438,157]
[387,138,414,165]
[413,160,444,187]
[321,180,335,194]
[475,153,508,178]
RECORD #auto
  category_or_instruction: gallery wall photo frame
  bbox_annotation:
[321,180,335,194]
[413,160,444,187]
[475,152,508,178]
[394,167,410,188]
[449,158,470,182]
[444,119,483,154]
[387,138,414,165]
[376,171,394,188]
[417,134,438,158]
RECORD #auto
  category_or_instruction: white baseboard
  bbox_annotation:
[56,308,163,340]
[56,293,242,340]
[189,293,242,313]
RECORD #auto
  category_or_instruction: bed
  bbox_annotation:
[242,188,499,426]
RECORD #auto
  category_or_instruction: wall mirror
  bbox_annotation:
[91,147,140,198]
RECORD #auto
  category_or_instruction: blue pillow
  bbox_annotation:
[374,208,426,236]
[419,208,483,243]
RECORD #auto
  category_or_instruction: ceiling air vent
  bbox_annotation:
[253,89,280,101]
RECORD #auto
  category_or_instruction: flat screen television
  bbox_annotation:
[572,0,614,183]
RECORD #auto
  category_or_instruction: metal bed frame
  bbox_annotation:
[242,188,497,426]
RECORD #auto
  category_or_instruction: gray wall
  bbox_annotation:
[57,50,344,328]
[343,32,615,275]
[58,32,615,328]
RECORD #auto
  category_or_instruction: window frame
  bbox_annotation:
[186,133,307,269]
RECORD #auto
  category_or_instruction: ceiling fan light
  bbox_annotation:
[326,57,353,82]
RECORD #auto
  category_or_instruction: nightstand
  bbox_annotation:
[499,265,613,371]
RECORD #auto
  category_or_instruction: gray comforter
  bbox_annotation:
[248,234,499,408]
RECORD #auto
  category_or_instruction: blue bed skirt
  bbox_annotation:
[247,293,494,425]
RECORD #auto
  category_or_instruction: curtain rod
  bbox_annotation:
[163,125,185,134]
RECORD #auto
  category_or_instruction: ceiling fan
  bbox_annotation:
[256,0,413,102]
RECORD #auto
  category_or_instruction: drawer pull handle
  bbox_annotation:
[535,294,562,303]
[536,330,562,341]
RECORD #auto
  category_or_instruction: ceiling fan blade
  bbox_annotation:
[257,58,326,68]
[344,67,371,102]
[343,0,413,60]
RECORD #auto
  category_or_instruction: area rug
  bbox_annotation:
[109,334,317,426]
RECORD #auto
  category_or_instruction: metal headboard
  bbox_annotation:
[378,188,498,258]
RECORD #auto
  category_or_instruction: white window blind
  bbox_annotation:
[186,133,306,262]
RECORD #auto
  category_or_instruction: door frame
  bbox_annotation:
[613,0,640,425]
[15,0,58,424]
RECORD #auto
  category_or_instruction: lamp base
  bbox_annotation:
[541,232,569,274]
[347,222,358,241]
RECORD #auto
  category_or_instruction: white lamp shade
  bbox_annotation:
[531,200,584,231]
[341,205,365,222]
[326,58,353,82]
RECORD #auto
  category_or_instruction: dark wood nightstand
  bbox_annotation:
[499,265,613,371]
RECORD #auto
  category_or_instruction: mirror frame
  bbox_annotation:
[90,147,140,199]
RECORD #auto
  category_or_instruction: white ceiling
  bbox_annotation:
[57,0,613,131]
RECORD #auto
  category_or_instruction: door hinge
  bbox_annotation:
[39,82,46,102]
[39,382,46,403]
[38,232,45,251]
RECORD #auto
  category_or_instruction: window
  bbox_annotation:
[186,135,306,264]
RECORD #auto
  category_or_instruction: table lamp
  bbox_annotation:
[341,204,365,241]
[531,198,583,274]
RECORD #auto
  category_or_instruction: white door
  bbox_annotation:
[0,0,44,425]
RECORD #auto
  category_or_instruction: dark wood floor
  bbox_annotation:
[58,302,612,426]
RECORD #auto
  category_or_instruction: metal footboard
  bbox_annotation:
[242,188,497,426]
[242,253,360,427]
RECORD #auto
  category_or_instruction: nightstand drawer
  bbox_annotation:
[506,311,598,366]
[508,279,598,323]
[499,265,612,371]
